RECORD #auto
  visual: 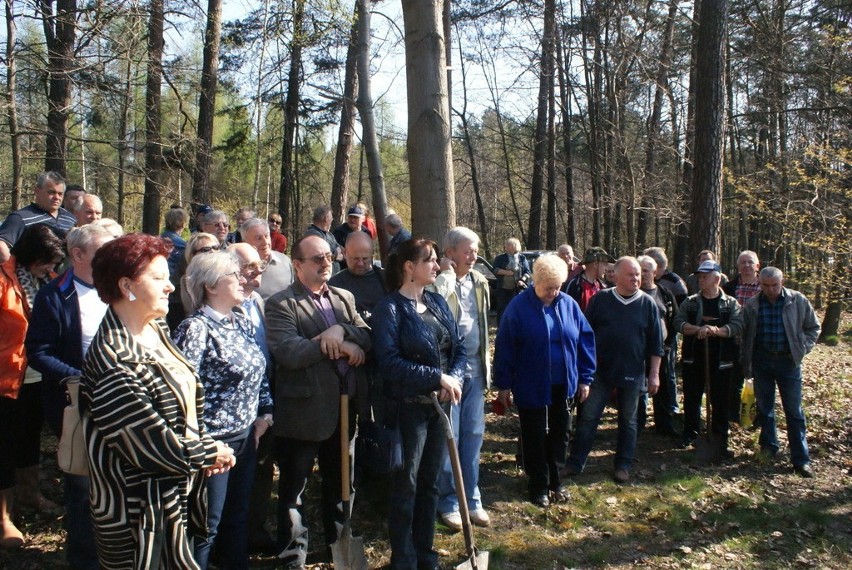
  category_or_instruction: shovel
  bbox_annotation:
[431,392,489,570]
[330,386,369,570]
[695,337,724,464]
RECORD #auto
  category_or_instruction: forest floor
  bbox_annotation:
[1,317,850,570]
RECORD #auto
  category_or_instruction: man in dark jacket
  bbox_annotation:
[265,235,371,568]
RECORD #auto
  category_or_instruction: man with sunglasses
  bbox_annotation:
[266,235,371,569]
[242,218,294,300]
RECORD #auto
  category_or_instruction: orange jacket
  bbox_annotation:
[0,257,29,398]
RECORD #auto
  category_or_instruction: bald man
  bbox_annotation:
[328,231,386,323]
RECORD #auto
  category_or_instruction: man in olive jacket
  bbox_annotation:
[740,266,819,477]
[266,235,371,568]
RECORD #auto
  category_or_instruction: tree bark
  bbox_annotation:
[191,0,223,206]
[278,0,304,231]
[555,34,575,248]
[330,2,359,229]
[142,0,165,234]
[41,0,76,175]
[688,0,728,262]
[5,0,22,209]
[527,0,555,250]
[401,0,455,239]
[354,0,389,262]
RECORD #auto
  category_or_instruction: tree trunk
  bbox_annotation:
[5,0,22,210]
[818,256,848,342]
[401,0,455,239]
[330,2,359,228]
[453,24,490,260]
[116,57,132,226]
[555,34,575,247]
[191,0,223,206]
[527,0,555,250]
[637,0,678,252]
[688,0,728,262]
[354,0,389,262]
[278,0,304,230]
[252,0,271,212]
[41,0,76,175]
[142,0,165,234]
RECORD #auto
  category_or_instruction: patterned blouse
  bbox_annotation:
[173,308,272,438]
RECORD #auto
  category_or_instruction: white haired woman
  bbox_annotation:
[493,254,596,507]
[173,251,272,569]
[492,237,531,324]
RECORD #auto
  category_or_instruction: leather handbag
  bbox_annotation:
[57,377,89,476]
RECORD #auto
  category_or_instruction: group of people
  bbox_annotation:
[0,171,822,570]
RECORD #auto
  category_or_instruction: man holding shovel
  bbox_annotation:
[266,235,372,569]
[674,260,743,457]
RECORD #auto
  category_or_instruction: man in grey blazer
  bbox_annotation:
[266,235,371,569]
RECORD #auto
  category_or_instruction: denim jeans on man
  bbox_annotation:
[389,402,447,570]
[437,372,484,515]
[753,352,810,467]
[195,429,258,569]
[567,378,641,472]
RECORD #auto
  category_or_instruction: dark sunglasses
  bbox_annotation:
[193,245,220,254]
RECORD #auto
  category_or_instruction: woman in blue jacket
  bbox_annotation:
[494,254,596,507]
[371,238,463,570]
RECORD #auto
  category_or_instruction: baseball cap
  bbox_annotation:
[347,206,365,217]
[582,247,614,264]
[696,260,722,273]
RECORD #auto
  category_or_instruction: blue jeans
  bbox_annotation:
[567,379,641,472]
[195,429,257,569]
[389,402,447,570]
[437,373,485,514]
[64,473,98,570]
[753,353,810,467]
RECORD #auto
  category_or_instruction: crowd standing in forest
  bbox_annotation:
[0,171,823,569]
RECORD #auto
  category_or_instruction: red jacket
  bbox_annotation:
[0,257,29,398]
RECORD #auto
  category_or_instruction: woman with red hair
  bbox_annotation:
[81,233,236,568]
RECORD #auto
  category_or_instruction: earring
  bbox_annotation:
[128,291,137,302]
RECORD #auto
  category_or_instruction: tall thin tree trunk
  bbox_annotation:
[527,0,555,249]
[330,2,359,227]
[191,0,223,205]
[688,0,728,261]
[41,0,76,175]
[278,0,304,230]
[401,0,455,239]
[252,0,271,211]
[116,57,132,225]
[5,0,22,209]
[354,0,389,262]
[453,24,490,259]
[142,0,165,234]
[555,33,575,247]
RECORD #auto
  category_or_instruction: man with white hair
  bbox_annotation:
[740,267,819,477]
[723,250,762,421]
[557,244,582,283]
[25,223,117,569]
[432,227,491,529]
[201,210,230,247]
[73,194,103,226]
[565,257,663,483]
[674,260,743,456]
[241,218,293,300]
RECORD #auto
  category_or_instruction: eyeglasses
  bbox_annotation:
[193,245,220,254]
[268,219,281,225]
[298,252,334,264]
[241,260,268,275]
[219,271,243,282]
[208,221,228,228]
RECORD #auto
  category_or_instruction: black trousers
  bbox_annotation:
[517,383,570,498]
[683,363,733,444]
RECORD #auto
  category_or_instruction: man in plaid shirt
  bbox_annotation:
[740,267,820,477]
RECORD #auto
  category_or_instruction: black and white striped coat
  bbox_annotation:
[81,307,220,569]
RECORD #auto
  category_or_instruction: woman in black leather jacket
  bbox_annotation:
[371,237,464,570]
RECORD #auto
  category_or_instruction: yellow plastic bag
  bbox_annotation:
[739,378,756,428]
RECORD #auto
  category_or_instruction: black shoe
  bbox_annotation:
[550,486,570,503]
[530,493,550,507]
[794,464,814,478]
[679,437,696,449]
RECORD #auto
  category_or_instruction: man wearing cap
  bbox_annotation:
[740,267,819,477]
[563,247,613,312]
[674,259,743,454]
[333,206,372,250]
